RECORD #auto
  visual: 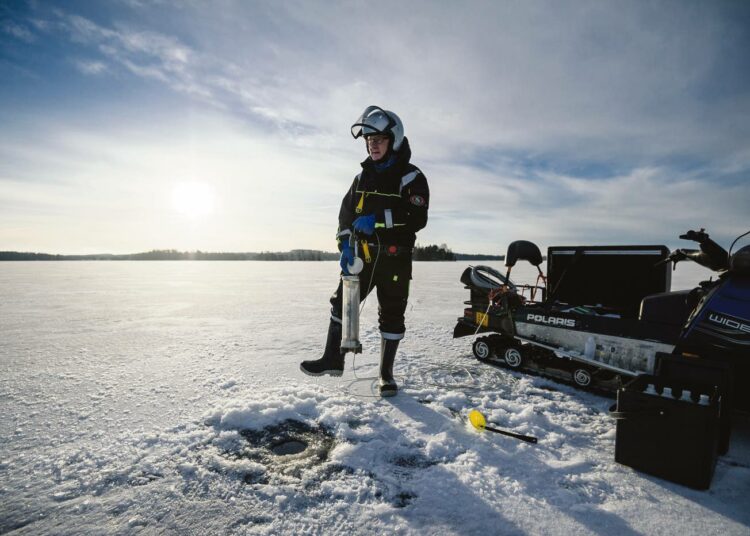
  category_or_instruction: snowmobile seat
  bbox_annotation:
[639,290,693,327]
[506,240,543,268]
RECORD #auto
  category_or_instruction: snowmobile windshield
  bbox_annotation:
[461,265,516,291]
[730,245,750,274]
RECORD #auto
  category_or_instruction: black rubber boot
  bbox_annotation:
[379,337,399,397]
[300,320,345,376]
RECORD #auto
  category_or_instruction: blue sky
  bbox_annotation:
[1,0,749,255]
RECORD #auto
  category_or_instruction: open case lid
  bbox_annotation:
[547,245,671,318]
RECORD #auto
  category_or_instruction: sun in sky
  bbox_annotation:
[170,181,216,219]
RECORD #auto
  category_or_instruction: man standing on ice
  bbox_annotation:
[300,106,430,397]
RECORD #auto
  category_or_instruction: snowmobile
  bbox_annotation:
[453,229,750,411]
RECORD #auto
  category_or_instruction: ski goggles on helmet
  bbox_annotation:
[350,105,397,140]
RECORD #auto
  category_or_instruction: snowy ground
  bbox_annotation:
[1,261,748,535]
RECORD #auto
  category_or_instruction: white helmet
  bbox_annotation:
[350,105,405,151]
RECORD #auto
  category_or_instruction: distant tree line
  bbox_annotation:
[413,244,456,261]
[0,246,503,261]
[0,249,338,261]
[254,250,338,261]
[413,244,504,261]
[453,253,505,261]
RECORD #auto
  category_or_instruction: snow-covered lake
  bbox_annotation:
[1,261,747,535]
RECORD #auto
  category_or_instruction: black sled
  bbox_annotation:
[454,229,750,411]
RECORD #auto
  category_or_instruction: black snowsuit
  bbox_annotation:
[330,137,429,339]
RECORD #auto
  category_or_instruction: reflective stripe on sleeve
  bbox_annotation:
[400,170,420,192]
[384,209,393,228]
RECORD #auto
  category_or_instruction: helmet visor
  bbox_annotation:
[350,105,396,139]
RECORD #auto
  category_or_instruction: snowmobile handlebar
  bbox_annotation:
[678,229,730,272]
[679,229,710,243]
[659,241,730,273]
[657,248,699,271]
[656,229,731,272]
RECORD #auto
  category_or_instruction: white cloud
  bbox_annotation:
[421,161,749,253]
[2,20,35,42]
[26,2,748,163]
[2,1,748,253]
[73,59,108,75]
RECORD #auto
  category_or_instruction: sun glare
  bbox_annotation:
[171,182,215,217]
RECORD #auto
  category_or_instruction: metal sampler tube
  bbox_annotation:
[340,238,364,354]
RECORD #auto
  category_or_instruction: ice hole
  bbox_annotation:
[271,439,308,456]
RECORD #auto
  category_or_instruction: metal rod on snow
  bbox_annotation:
[483,424,538,444]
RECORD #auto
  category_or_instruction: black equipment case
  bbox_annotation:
[611,374,721,490]
[546,245,671,318]
[655,353,733,454]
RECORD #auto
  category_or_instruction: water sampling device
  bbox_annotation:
[341,235,364,354]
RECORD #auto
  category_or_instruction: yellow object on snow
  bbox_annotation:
[468,409,487,431]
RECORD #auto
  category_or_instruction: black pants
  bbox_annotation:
[330,250,412,339]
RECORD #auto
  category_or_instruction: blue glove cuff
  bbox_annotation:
[339,243,355,275]
[353,214,377,236]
